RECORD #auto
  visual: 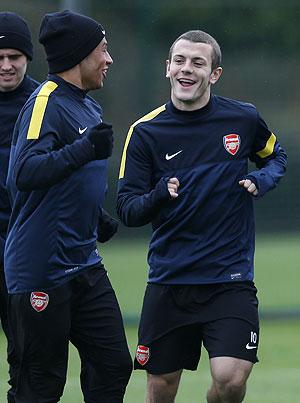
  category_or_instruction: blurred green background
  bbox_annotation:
[0,0,299,232]
[0,0,299,401]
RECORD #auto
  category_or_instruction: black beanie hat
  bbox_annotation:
[0,12,33,60]
[39,10,106,74]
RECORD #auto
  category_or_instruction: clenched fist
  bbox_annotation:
[87,122,114,160]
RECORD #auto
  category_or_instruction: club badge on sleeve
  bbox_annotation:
[223,134,240,155]
[30,291,49,312]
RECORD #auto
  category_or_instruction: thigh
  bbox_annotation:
[70,268,132,399]
[135,323,203,374]
[203,317,259,363]
[71,268,130,364]
[203,282,259,364]
[8,285,72,402]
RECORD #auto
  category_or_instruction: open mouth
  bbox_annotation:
[0,73,15,78]
[0,73,15,80]
[178,78,196,87]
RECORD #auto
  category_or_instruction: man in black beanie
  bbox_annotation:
[0,11,39,403]
[5,10,132,403]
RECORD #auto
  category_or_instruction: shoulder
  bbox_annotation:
[29,80,59,100]
[20,80,62,129]
[130,104,167,131]
[121,104,167,154]
[22,80,59,112]
[215,95,258,118]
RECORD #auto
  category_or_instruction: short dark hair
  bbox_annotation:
[168,30,221,71]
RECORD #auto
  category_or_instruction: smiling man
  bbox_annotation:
[5,10,132,403]
[117,30,287,402]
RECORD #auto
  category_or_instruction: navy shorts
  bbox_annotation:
[134,282,259,374]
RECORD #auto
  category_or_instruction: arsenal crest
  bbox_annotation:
[136,345,150,366]
[223,134,240,155]
[30,291,49,312]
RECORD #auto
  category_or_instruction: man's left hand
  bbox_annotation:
[239,179,258,196]
[97,209,119,243]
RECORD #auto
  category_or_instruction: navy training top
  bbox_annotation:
[5,75,107,293]
[117,95,287,285]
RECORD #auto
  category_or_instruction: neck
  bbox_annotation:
[171,89,211,111]
[57,65,84,90]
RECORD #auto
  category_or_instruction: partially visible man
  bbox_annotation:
[5,10,132,403]
[117,30,287,403]
[0,11,39,402]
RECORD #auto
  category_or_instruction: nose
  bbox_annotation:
[181,60,193,74]
[1,57,13,70]
[106,51,113,65]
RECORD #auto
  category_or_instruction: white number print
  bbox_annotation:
[245,331,258,350]
[250,331,257,344]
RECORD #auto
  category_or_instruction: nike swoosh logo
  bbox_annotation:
[79,127,88,134]
[165,150,183,160]
[0,36,5,39]
[246,343,257,350]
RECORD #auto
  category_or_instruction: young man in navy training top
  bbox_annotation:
[5,10,132,403]
[0,12,39,403]
[117,30,287,403]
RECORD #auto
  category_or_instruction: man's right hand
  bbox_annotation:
[87,122,114,160]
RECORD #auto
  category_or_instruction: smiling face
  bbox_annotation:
[0,48,28,92]
[79,38,113,91]
[166,39,222,111]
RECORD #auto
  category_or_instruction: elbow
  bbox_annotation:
[14,157,35,191]
[15,170,32,192]
[117,210,144,228]
[15,168,46,192]
[116,199,147,227]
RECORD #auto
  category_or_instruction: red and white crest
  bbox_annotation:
[30,291,49,312]
[136,345,150,366]
[223,134,240,155]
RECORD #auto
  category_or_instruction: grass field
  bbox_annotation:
[0,234,299,402]
[105,233,300,315]
[0,322,300,402]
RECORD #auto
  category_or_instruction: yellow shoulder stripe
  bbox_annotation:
[27,81,58,140]
[256,133,276,158]
[119,104,166,179]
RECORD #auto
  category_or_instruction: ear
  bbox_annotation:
[165,59,170,78]
[210,67,222,85]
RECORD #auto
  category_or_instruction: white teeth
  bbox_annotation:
[178,79,195,84]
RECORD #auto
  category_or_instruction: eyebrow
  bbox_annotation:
[173,54,207,62]
[0,52,23,57]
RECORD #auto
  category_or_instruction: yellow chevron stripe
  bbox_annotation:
[256,133,276,158]
[119,104,166,179]
[27,81,58,140]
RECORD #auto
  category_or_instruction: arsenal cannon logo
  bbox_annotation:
[30,291,49,312]
[136,345,150,366]
[223,134,240,155]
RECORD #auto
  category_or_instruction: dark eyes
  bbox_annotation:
[173,59,205,67]
[0,55,22,61]
[10,55,21,61]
